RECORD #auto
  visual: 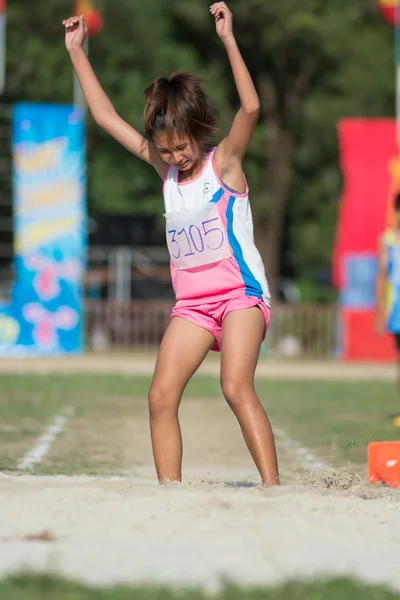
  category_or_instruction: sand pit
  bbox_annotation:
[0,471,399,590]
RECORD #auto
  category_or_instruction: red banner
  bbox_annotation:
[333,119,397,289]
[333,119,399,361]
[0,0,6,14]
[341,310,397,362]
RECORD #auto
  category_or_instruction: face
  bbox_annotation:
[153,131,202,172]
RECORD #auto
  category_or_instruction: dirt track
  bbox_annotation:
[0,352,397,380]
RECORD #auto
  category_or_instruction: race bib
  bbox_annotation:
[164,204,231,270]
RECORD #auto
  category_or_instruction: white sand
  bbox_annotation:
[0,472,399,590]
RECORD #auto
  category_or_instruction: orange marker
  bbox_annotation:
[368,441,400,488]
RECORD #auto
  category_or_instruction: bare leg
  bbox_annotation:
[220,307,279,486]
[148,317,215,483]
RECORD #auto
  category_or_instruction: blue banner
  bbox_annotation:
[340,253,378,310]
[0,103,86,356]
[340,253,378,309]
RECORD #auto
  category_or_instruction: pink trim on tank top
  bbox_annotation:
[177,148,213,186]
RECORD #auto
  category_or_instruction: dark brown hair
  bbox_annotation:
[143,72,218,144]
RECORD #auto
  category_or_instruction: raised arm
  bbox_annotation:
[211,3,259,174]
[63,15,167,178]
[375,234,388,334]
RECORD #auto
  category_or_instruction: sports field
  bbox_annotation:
[0,356,400,598]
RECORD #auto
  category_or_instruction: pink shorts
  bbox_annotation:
[171,296,270,352]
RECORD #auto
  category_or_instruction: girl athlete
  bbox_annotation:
[63,2,280,486]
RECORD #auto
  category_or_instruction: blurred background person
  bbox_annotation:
[376,193,400,427]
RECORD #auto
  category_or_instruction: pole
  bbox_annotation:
[73,36,88,113]
[0,1,6,95]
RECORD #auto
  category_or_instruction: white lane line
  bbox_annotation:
[273,426,328,469]
[16,406,73,471]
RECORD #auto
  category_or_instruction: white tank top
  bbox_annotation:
[163,147,271,307]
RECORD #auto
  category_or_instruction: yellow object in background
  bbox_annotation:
[0,315,20,344]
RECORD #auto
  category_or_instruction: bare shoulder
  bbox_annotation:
[213,139,247,194]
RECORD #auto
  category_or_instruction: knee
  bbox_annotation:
[148,384,178,420]
[221,379,254,409]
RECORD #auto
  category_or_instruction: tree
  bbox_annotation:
[5,0,228,218]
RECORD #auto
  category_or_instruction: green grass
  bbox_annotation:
[1,374,399,473]
[257,379,400,466]
[0,574,399,600]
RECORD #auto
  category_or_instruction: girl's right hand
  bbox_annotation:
[63,15,88,52]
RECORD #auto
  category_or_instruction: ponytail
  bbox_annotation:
[143,72,218,143]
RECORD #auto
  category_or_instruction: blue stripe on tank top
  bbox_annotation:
[226,196,263,298]
[209,187,225,203]
[209,184,242,203]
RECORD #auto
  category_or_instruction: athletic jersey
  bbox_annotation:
[383,228,400,332]
[162,147,271,307]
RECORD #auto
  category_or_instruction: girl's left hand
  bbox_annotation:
[210,2,233,42]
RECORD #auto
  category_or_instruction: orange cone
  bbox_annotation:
[368,441,400,488]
